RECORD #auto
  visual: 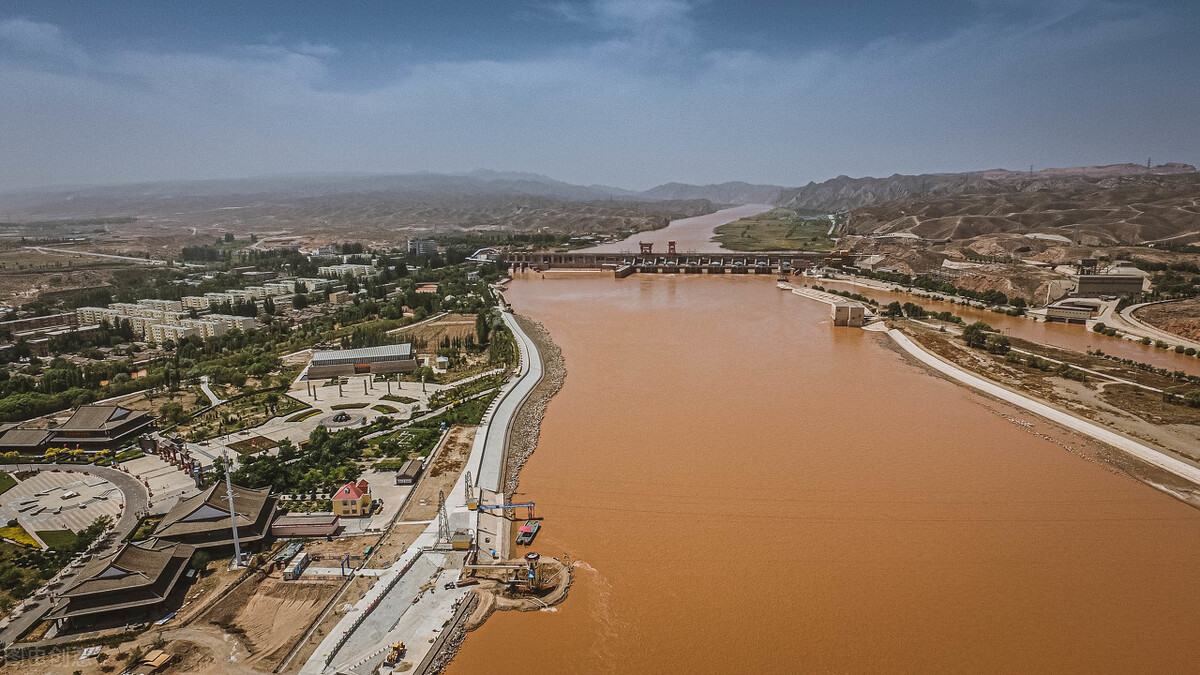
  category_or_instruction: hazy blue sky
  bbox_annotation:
[1,0,1197,190]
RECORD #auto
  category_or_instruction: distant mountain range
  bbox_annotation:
[2,162,1194,219]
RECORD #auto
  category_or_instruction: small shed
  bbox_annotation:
[395,458,424,486]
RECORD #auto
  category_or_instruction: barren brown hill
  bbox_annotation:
[845,171,1200,246]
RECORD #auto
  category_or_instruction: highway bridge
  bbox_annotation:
[504,249,856,278]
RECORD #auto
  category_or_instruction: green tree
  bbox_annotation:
[475,310,492,345]
[962,322,991,349]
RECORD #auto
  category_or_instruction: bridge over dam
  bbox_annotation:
[504,250,857,278]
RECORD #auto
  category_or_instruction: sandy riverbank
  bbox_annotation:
[502,314,567,496]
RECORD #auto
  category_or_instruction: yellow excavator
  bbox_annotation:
[382,642,407,668]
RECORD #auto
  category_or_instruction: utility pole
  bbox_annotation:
[222,450,243,568]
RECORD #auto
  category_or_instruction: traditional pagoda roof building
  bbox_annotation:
[52,404,154,451]
[46,541,195,629]
[151,483,276,552]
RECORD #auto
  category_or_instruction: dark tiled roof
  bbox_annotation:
[59,404,148,432]
[154,483,272,538]
[57,541,194,598]
[0,428,52,448]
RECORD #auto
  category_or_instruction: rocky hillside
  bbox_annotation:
[778,163,1197,213]
[845,170,1200,246]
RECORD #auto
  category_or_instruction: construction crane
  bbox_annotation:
[475,502,536,519]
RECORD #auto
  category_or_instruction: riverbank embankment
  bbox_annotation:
[886,328,1200,490]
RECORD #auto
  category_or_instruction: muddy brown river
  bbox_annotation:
[448,273,1200,674]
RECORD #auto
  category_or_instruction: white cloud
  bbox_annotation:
[0,17,85,64]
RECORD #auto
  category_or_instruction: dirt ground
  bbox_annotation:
[1136,297,1200,342]
[404,425,475,521]
[283,574,374,673]
[364,522,428,570]
[199,571,342,669]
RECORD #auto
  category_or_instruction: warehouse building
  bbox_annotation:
[306,343,418,379]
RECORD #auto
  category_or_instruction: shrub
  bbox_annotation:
[1092,322,1107,333]
[1141,337,1152,345]
[1175,345,1186,354]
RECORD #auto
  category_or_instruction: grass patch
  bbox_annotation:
[0,525,39,547]
[373,427,442,458]
[34,529,77,551]
[372,404,399,414]
[331,402,368,410]
[0,472,16,495]
[712,208,837,251]
[382,394,418,404]
[287,409,323,423]
[125,514,164,542]
[414,391,499,428]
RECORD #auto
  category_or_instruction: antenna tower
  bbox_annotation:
[222,450,243,567]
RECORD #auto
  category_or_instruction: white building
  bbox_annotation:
[317,264,374,278]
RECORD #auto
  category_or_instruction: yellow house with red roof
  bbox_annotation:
[331,479,371,518]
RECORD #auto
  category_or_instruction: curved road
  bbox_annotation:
[0,464,149,645]
[1115,300,1200,352]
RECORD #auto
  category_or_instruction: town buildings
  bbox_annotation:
[318,263,375,278]
[76,299,255,342]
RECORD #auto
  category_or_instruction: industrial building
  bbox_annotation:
[306,343,418,379]
[831,302,866,327]
[1044,300,1095,324]
[1074,273,1147,297]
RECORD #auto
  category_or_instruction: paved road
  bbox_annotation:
[199,375,225,406]
[477,310,542,492]
[887,329,1200,486]
[1114,300,1200,351]
[23,245,168,266]
[0,464,150,645]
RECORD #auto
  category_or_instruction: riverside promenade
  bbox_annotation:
[299,304,543,675]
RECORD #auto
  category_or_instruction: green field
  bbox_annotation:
[34,529,77,550]
[0,472,16,496]
[712,208,837,251]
